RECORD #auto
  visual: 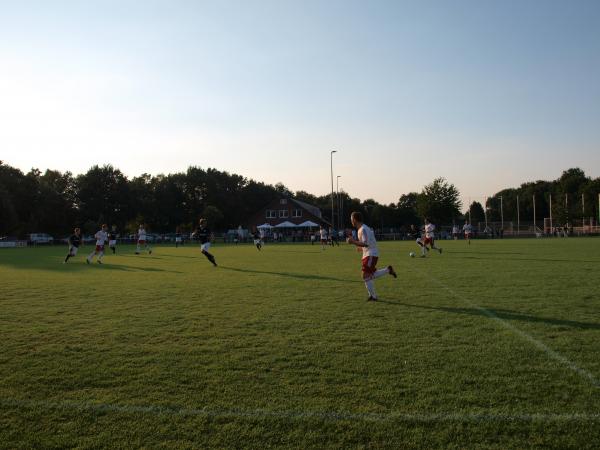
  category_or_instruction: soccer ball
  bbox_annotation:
[409,252,415,258]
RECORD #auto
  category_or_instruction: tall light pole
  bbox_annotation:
[330,150,337,230]
[500,195,504,231]
[336,175,341,229]
[516,194,520,235]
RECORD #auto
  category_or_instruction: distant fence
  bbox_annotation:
[0,241,27,248]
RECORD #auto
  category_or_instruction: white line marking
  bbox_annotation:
[412,268,600,388]
[2,398,599,423]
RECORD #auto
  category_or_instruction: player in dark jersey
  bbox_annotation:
[252,231,262,251]
[192,218,217,266]
[175,227,183,248]
[64,227,82,263]
[108,225,118,254]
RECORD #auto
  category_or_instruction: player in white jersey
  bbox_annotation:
[452,224,459,240]
[136,224,152,255]
[416,218,442,257]
[346,211,397,301]
[463,221,473,245]
[319,226,328,250]
[87,224,108,264]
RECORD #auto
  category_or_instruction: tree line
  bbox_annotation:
[465,168,600,227]
[0,160,597,237]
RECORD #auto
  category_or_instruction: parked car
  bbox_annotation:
[28,233,54,244]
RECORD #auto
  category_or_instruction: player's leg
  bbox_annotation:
[97,249,104,263]
[64,246,77,263]
[87,247,97,263]
[417,238,426,256]
[136,241,141,254]
[201,244,217,266]
[373,265,397,279]
[362,257,379,300]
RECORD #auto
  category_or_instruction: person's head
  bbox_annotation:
[350,211,363,228]
[465,220,469,225]
[424,218,430,224]
[139,224,144,229]
[74,227,81,236]
[112,225,117,231]
[199,218,207,227]
[100,224,107,231]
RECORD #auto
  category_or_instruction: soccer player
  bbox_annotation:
[175,227,183,248]
[452,224,459,240]
[192,218,217,266]
[329,227,340,246]
[87,224,108,264]
[136,224,152,255]
[108,225,118,254]
[319,226,328,251]
[64,227,82,263]
[252,230,262,251]
[346,211,397,301]
[416,218,442,257]
[463,221,473,244]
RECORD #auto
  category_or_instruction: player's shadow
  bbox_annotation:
[450,255,600,264]
[449,251,524,255]
[219,265,361,283]
[377,300,600,330]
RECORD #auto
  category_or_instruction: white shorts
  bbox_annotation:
[175,237,182,242]
[69,246,79,256]
[109,240,117,247]
[201,242,211,252]
[254,239,261,245]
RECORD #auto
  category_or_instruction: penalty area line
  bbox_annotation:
[2,398,600,423]
[412,268,600,389]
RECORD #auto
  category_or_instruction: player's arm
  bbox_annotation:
[346,230,368,247]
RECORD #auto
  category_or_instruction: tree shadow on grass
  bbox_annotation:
[219,265,361,283]
[376,300,600,330]
[0,259,182,274]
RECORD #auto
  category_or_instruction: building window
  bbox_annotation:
[292,209,302,218]
[266,210,276,219]
[279,210,289,218]
[280,199,287,205]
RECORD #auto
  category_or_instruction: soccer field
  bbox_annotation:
[1,238,599,449]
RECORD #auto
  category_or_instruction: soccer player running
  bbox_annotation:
[416,218,442,257]
[252,230,262,251]
[319,226,328,251]
[175,227,183,248]
[193,218,217,266]
[463,221,473,245]
[64,227,82,263]
[108,225,118,254]
[87,224,108,264]
[135,224,152,255]
[346,211,397,302]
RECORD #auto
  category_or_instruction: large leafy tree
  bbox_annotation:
[76,165,131,232]
[416,178,462,224]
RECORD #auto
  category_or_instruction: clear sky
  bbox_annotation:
[1,0,599,207]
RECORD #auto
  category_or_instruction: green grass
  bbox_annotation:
[1,238,599,449]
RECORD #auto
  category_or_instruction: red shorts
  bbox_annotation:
[361,256,378,277]
[321,239,327,244]
[465,233,472,238]
[95,245,104,252]
[424,237,434,246]
[138,240,146,245]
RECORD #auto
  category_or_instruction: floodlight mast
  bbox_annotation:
[330,150,337,229]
